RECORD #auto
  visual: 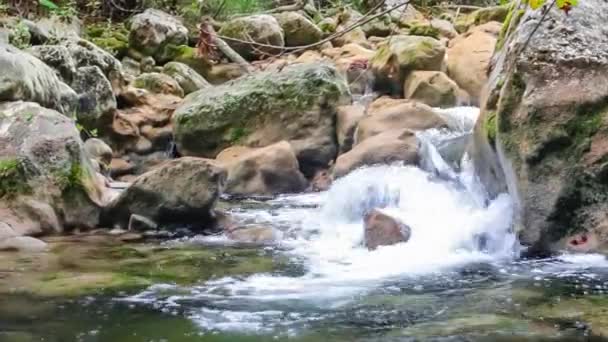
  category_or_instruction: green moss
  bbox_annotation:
[484,111,498,146]
[229,126,248,143]
[55,162,85,192]
[496,7,525,51]
[164,44,211,76]
[0,158,31,198]
[86,23,129,58]
[455,4,509,33]
[408,22,440,39]
[8,21,31,49]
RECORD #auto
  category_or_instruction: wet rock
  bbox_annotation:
[221,141,308,196]
[0,43,77,114]
[364,209,411,250]
[0,101,108,230]
[72,66,117,131]
[471,0,608,254]
[321,43,376,95]
[27,45,77,83]
[106,157,226,229]
[337,104,366,154]
[310,169,332,192]
[403,71,469,108]
[334,129,420,178]
[447,22,500,104]
[273,12,322,47]
[219,15,284,61]
[162,61,210,95]
[173,63,349,177]
[227,225,278,244]
[128,214,158,231]
[133,72,184,97]
[355,97,447,143]
[370,35,445,95]
[0,236,48,252]
[128,9,188,63]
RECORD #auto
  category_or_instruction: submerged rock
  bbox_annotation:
[106,157,226,229]
[471,0,608,254]
[0,43,77,114]
[364,209,411,250]
[221,141,308,197]
[173,63,349,177]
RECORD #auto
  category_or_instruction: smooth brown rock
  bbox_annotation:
[364,209,411,250]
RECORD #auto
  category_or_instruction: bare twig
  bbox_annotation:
[519,0,556,55]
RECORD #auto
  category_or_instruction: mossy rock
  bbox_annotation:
[218,14,285,61]
[86,23,129,58]
[163,44,211,77]
[0,158,31,199]
[455,4,509,33]
[407,21,440,39]
[273,11,323,47]
[133,72,185,97]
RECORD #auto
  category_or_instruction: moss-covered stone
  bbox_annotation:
[133,72,185,97]
[455,5,509,33]
[86,23,129,58]
[163,44,211,77]
[0,158,31,199]
[408,21,440,39]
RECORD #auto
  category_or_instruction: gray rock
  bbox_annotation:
[128,214,158,231]
[133,72,184,97]
[106,157,226,229]
[0,43,77,114]
[0,236,48,252]
[162,62,210,95]
[27,45,77,83]
[72,66,117,130]
[128,9,188,63]
[84,138,113,169]
[219,15,284,60]
[273,12,322,47]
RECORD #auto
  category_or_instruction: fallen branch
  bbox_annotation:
[264,0,306,14]
[200,18,253,73]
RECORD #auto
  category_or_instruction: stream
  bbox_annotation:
[3,106,608,341]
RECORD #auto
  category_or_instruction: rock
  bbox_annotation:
[321,43,375,95]
[128,9,189,63]
[355,97,447,143]
[173,63,349,177]
[471,0,608,254]
[106,157,226,229]
[162,62,211,95]
[110,158,135,178]
[370,35,445,95]
[334,129,419,178]
[162,44,211,77]
[36,15,82,39]
[0,101,107,230]
[430,19,458,39]
[317,17,337,34]
[273,12,322,46]
[221,141,308,196]
[364,209,411,250]
[332,9,368,47]
[206,63,246,84]
[122,56,141,78]
[72,66,117,131]
[337,104,366,153]
[311,169,332,192]
[447,22,500,104]
[0,236,48,252]
[403,71,469,108]
[227,225,278,244]
[61,39,126,95]
[133,72,184,97]
[0,43,77,114]
[128,214,158,231]
[84,138,113,171]
[408,21,440,39]
[26,45,77,83]
[361,15,392,38]
[218,15,284,61]
[455,4,509,33]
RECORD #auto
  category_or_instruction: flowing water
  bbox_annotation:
[3,106,608,341]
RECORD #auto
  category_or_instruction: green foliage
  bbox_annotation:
[8,21,31,49]
[525,0,579,12]
[55,162,85,192]
[76,122,98,139]
[38,0,59,10]
[229,126,248,142]
[0,158,30,198]
[199,0,272,18]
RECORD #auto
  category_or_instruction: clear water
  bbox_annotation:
[3,107,608,341]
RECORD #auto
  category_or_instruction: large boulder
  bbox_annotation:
[337,104,366,154]
[355,97,447,143]
[72,66,117,131]
[334,129,420,178]
[370,35,445,95]
[471,0,608,254]
[364,209,411,250]
[273,12,322,47]
[162,62,211,95]
[106,157,226,229]
[455,5,509,33]
[128,9,188,64]
[61,39,126,94]
[133,72,184,97]
[0,101,109,232]
[447,22,500,104]
[403,71,469,108]
[0,43,77,114]
[173,63,350,177]
[218,15,284,61]
[321,43,376,95]
[27,45,77,83]
[332,9,368,47]
[220,141,308,196]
